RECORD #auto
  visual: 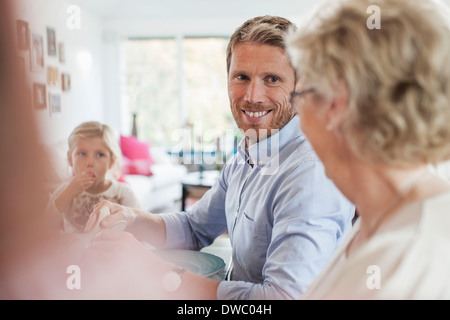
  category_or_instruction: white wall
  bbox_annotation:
[14,0,104,145]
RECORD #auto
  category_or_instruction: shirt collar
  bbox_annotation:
[237,115,303,167]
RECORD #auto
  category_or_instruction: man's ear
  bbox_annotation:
[326,80,349,130]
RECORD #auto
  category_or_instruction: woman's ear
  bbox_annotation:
[326,80,349,130]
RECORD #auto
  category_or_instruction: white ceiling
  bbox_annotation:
[71,0,320,21]
[72,0,450,21]
[70,0,450,38]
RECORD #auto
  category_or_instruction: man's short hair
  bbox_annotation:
[226,15,297,73]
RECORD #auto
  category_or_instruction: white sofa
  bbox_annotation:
[44,142,187,213]
[123,148,187,212]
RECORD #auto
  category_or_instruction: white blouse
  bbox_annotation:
[48,179,141,233]
[301,191,450,299]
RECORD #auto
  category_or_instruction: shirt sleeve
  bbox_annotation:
[160,171,228,250]
[217,159,354,300]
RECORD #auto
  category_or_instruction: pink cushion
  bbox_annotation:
[120,135,154,176]
[122,156,153,176]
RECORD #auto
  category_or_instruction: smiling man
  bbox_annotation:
[228,41,295,145]
[86,16,355,300]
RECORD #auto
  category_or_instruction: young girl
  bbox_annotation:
[48,121,140,232]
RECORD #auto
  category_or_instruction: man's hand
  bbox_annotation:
[85,200,167,248]
[84,200,134,233]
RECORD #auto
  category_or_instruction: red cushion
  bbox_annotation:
[120,135,154,176]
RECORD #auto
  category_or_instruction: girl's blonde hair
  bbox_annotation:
[68,121,122,178]
[287,0,450,166]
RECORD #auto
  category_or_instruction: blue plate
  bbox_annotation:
[157,250,225,277]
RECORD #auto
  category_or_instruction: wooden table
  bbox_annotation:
[181,170,220,211]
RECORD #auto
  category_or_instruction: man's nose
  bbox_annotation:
[244,81,266,104]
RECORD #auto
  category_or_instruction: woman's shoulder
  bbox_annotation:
[365,191,450,253]
[342,193,450,298]
[419,190,450,241]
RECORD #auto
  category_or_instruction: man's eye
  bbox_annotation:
[236,74,248,81]
[78,152,86,157]
[96,153,105,158]
[267,76,279,83]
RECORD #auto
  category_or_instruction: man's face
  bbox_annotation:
[228,42,296,144]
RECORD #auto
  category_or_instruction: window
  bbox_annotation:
[121,37,237,153]
[121,38,180,146]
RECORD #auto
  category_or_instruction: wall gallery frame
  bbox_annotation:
[47,27,57,56]
[47,66,59,86]
[31,33,44,72]
[17,19,72,118]
[62,73,71,91]
[17,20,30,50]
[33,83,47,110]
[49,93,61,117]
[59,43,65,63]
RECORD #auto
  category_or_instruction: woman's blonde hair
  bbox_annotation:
[68,121,122,177]
[287,0,450,166]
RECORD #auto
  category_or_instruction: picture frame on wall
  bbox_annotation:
[47,27,57,56]
[31,34,44,72]
[49,93,61,117]
[47,66,59,86]
[59,43,65,63]
[17,20,30,50]
[46,67,52,85]
[62,73,71,91]
[33,83,47,110]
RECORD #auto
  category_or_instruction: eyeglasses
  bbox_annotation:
[290,88,315,107]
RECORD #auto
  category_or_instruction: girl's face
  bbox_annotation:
[68,137,114,186]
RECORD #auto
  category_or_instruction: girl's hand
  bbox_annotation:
[53,171,96,215]
[68,171,95,195]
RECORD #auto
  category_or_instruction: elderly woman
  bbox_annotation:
[287,0,450,299]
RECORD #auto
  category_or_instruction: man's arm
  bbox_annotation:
[160,168,229,250]
[218,159,354,299]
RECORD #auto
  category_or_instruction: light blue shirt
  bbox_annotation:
[161,116,355,299]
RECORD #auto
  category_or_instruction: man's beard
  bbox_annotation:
[231,103,295,144]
